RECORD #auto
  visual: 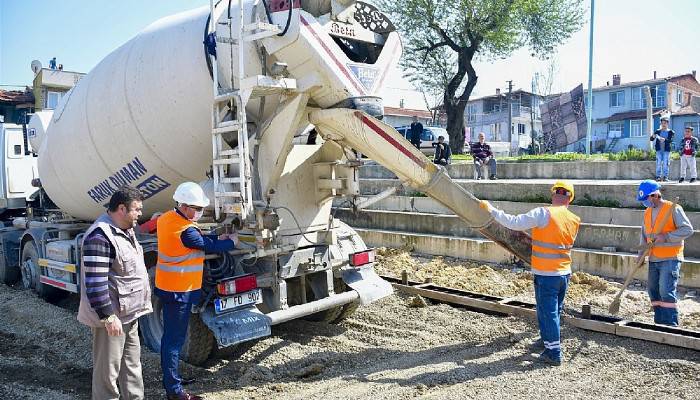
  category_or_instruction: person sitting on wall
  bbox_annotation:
[433,135,451,166]
[470,132,497,180]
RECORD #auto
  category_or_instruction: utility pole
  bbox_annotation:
[506,80,514,155]
[585,0,595,155]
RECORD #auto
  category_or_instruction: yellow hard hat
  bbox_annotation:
[551,180,574,201]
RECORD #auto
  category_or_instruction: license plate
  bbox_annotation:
[214,289,262,314]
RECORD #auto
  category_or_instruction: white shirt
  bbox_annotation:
[490,207,550,231]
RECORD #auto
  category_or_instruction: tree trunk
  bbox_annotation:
[446,102,467,154]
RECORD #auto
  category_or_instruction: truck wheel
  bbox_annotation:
[139,268,215,366]
[21,241,65,302]
[330,280,359,323]
[303,278,347,323]
[181,313,215,366]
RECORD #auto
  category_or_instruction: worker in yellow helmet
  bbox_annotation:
[481,181,580,366]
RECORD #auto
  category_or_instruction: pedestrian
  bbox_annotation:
[678,126,698,183]
[636,180,693,326]
[651,115,674,181]
[77,186,151,400]
[433,135,451,166]
[480,181,580,365]
[49,57,57,69]
[409,116,423,149]
[156,182,239,400]
[470,132,497,180]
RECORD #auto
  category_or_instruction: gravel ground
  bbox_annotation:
[0,251,699,400]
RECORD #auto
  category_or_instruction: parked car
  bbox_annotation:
[395,126,449,149]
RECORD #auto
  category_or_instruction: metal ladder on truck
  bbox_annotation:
[207,0,293,222]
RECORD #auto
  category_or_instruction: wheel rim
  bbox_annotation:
[21,259,36,290]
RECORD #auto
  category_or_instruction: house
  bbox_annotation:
[32,67,85,110]
[464,89,544,155]
[380,86,432,127]
[0,88,35,125]
[584,72,700,153]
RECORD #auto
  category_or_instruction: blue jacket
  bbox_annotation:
[651,129,674,152]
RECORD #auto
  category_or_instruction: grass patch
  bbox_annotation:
[574,194,621,208]
[452,149,683,163]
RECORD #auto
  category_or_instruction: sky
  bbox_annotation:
[1,0,699,107]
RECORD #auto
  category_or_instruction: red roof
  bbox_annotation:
[0,88,34,104]
[384,106,432,118]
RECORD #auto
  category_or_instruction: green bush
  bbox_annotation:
[574,194,621,208]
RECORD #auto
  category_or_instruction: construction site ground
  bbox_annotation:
[1,249,699,400]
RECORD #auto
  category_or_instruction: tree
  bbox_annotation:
[380,0,585,154]
[529,58,559,154]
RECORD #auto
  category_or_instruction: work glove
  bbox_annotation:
[479,200,494,213]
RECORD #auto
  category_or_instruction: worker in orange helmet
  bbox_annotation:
[481,181,580,366]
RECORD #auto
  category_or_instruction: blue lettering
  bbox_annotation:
[137,175,171,200]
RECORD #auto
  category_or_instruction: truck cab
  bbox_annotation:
[0,122,38,215]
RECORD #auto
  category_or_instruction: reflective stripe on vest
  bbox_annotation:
[155,210,205,292]
[644,200,683,260]
[531,206,581,275]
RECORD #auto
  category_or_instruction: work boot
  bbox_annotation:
[167,392,202,400]
[691,178,696,183]
[536,351,562,366]
[181,377,196,386]
[678,177,685,183]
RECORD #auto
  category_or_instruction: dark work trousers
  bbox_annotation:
[160,298,192,395]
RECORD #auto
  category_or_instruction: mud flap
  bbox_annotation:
[200,306,271,348]
[341,266,393,305]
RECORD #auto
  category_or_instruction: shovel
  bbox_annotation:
[608,197,678,315]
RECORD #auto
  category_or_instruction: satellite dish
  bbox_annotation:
[31,60,42,74]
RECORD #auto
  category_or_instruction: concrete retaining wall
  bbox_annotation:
[336,208,700,257]
[359,178,700,209]
[356,228,700,288]
[360,160,694,180]
[335,196,700,228]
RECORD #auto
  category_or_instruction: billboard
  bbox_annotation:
[539,84,587,151]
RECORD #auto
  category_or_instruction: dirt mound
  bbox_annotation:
[374,248,699,329]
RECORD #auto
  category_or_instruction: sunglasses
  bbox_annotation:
[188,205,204,212]
[554,188,570,196]
[648,193,660,198]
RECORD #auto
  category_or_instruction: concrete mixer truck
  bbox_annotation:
[0,0,531,364]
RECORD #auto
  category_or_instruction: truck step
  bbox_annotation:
[215,191,242,198]
[220,177,243,184]
[213,158,240,165]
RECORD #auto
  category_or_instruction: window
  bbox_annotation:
[46,91,61,109]
[675,89,683,105]
[610,90,625,107]
[630,119,648,137]
[608,121,623,138]
[632,85,666,109]
[492,123,502,141]
[466,103,477,123]
[518,123,526,135]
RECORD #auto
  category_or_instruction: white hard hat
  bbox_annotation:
[173,182,210,208]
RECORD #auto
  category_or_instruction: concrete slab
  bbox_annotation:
[355,228,700,288]
[335,208,700,257]
[359,178,700,209]
[334,196,700,227]
[360,160,696,180]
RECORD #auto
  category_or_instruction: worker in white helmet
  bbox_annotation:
[155,182,238,400]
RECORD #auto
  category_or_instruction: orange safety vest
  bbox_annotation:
[644,200,683,261]
[531,206,581,275]
[155,210,205,292]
